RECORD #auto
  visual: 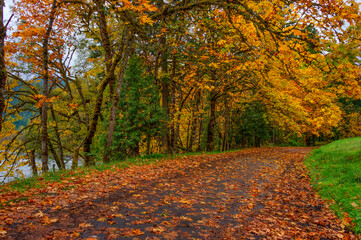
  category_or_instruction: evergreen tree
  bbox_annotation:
[234,101,271,148]
[113,56,166,158]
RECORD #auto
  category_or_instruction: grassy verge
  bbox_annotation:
[0,149,239,193]
[305,137,361,233]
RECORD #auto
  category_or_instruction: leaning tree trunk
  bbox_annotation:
[83,70,117,165]
[103,43,130,163]
[83,0,122,165]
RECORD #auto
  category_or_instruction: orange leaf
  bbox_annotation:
[79,222,93,228]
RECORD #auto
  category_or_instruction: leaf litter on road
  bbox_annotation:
[0,148,359,239]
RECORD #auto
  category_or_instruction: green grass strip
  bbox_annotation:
[305,137,361,233]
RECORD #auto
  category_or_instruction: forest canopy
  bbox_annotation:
[0,0,360,180]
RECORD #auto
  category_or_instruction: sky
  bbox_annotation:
[4,0,14,29]
[4,0,12,18]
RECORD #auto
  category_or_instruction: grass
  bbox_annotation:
[305,137,361,233]
[0,148,240,194]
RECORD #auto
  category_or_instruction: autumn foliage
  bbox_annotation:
[0,0,359,237]
[0,0,359,180]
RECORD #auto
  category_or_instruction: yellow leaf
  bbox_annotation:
[34,211,44,218]
[97,217,107,222]
[0,228,7,236]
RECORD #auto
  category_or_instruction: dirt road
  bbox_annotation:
[1,148,357,239]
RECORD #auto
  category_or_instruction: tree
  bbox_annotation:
[112,55,165,158]
[0,0,10,133]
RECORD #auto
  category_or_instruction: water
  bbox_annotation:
[0,157,80,184]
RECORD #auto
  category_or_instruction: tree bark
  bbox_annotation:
[206,92,216,152]
[29,149,38,176]
[146,133,151,155]
[197,111,203,152]
[50,107,65,167]
[83,0,121,166]
[41,0,57,173]
[48,139,64,169]
[83,70,115,165]
[103,43,130,163]
[160,35,171,153]
[0,0,7,133]
[222,97,230,151]
[188,89,201,152]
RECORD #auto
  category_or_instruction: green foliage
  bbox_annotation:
[13,111,33,129]
[305,137,361,233]
[112,55,166,158]
[234,101,272,147]
[286,138,304,147]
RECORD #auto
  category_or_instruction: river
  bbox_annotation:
[0,157,79,184]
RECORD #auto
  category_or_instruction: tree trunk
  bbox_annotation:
[48,139,64,169]
[206,93,216,152]
[41,0,57,173]
[130,142,140,157]
[146,133,151,155]
[0,0,7,133]
[83,0,120,166]
[103,44,130,163]
[29,149,38,176]
[82,55,123,166]
[197,111,203,152]
[83,78,110,165]
[158,19,172,154]
[305,134,315,146]
[254,135,261,147]
[188,90,200,152]
[222,97,230,151]
[50,107,65,167]
[186,117,191,150]
[72,148,79,169]
[161,51,171,153]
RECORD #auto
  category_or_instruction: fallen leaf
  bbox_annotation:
[79,222,93,228]
[131,229,144,236]
[34,211,44,218]
[97,217,107,222]
[351,202,359,208]
[0,228,7,235]
[151,226,166,234]
[5,218,13,225]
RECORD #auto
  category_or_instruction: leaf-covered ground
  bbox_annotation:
[0,148,359,239]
